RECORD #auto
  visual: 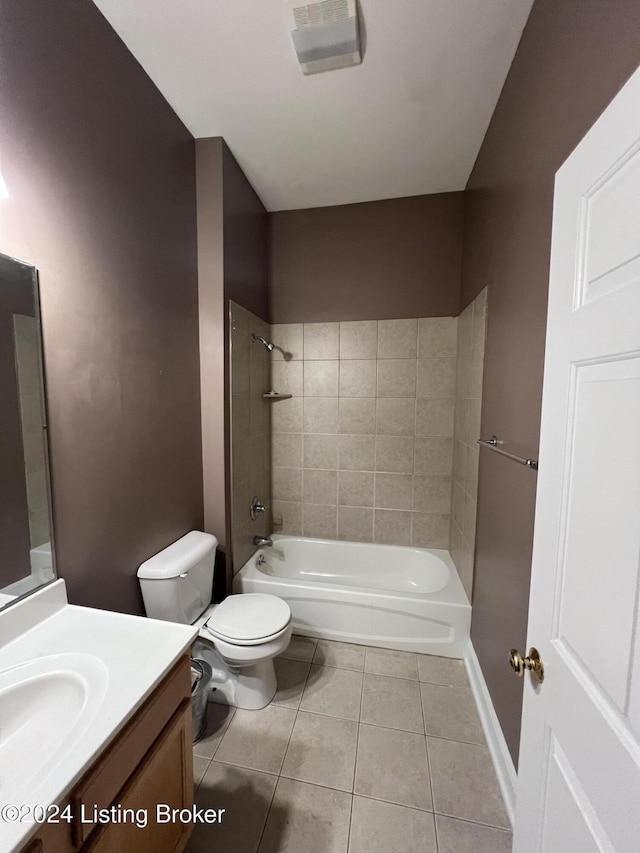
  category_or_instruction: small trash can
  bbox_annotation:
[191,659,213,743]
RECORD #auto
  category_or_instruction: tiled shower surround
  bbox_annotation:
[451,289,488,599]
[269,318,459,549]
[230,302,272,572]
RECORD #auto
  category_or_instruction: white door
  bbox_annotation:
[512,65,640,853]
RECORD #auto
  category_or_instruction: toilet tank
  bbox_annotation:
[137,531,218,624]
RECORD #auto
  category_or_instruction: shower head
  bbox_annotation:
[251,333,275,352]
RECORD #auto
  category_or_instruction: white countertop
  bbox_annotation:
[0,580,198,853]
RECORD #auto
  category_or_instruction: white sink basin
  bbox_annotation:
[0,654,109,800]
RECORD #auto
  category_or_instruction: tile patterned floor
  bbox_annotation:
[187,637,512,853]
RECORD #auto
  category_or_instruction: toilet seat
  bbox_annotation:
[203,593,291,646]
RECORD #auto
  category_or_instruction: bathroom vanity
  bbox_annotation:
[1,581,198,853]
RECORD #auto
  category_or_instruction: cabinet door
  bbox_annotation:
[85,700,194,853]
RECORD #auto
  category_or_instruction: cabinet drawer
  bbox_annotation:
[83,700,194,853]
[71,655,191,846]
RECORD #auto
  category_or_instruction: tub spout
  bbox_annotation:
[254,536,273,547]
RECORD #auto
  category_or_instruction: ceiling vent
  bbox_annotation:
[285,0,362,76]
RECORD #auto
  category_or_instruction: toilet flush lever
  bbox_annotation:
[250,496,266,521]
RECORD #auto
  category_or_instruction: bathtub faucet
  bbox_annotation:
[254,536,273,547]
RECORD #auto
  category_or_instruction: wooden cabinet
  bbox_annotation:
[23,655,194,853]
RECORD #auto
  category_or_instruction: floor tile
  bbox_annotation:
[273,658,311,709]
[348,796,437,853]
[279,634,318,662]
[193,703,236,759]
[435,814,513,853]
[215,704,296,774]
[300,664,363,720]
[364,647,418,680]
[360,674,424,733]
[313,639,366,671]
[417,654,469,688]
[281,711,358,792]
[420,683,485,744]
[428,737,510,829]
[193,754,210,790]
[187,761,277,853]
[258,778,352,853]
[354,724,432,810]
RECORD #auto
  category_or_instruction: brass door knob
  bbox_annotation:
[509,647,544,684]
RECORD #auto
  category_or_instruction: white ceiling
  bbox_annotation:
[93,0,533,211]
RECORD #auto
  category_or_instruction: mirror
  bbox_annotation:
[0,252,55,610]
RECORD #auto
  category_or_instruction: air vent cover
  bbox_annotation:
[285,0,362,75]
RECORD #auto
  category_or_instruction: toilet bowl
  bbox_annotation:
[137,531,291,710]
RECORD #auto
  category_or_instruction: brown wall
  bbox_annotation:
[269,193,464,324]
[197,139,269,591]
[0,0,203,614]
[463,0,640,764]
[222,145,269,322]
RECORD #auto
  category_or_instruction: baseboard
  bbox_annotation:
[464,641,517,826]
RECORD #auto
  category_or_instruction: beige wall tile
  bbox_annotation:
[376,398,416,436]
[465,446,479,497]
[415,398,455,436]
[414,437,453,476]
[377,359,416,398]
[272,397,303,433]
[374,510,412,546]
[452,439,467,486]
[304,322,340,360]
[455,353,469,400]
[338,435,375,471]
[29,508,51,548]
[418,317,458,358]
[272,433,302,468]
[303,434,339,469]
[338,471,374,507]
[271,323,303,361]
[338,507,374,542]
[375,435,414,473]
[340,321,377,359]
[273,467,302,502]
[340,360,377,397]
[378,319,418,359]
[375,473,413,510]
[339,398,376,434]
[452,481,466,529]
[417,358,457,398]
[463,492,477,544]
[468,345,485,398]
[304,360,339,396]
[272,361,303,396]
[303,504,338,539]
[412,513,450,549]
[272,501,303,536]
[303,469,338,505]
[454,396,469,441]
[466,397,482,445]
[413,476,452,514]
[26,470,48,511]
[303,397,339,434]
[232,396,251,438]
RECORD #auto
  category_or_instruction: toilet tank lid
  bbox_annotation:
[137,531,218,580]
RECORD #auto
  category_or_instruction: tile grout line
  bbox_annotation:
[346,647,368,853]
[419,681,441,853]
[254,649,315,853]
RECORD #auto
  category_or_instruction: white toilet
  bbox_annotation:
[137,530,292,710]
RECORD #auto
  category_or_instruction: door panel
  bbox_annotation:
[513,63,640,853]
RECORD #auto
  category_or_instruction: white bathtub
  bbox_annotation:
[233,535,471,657]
